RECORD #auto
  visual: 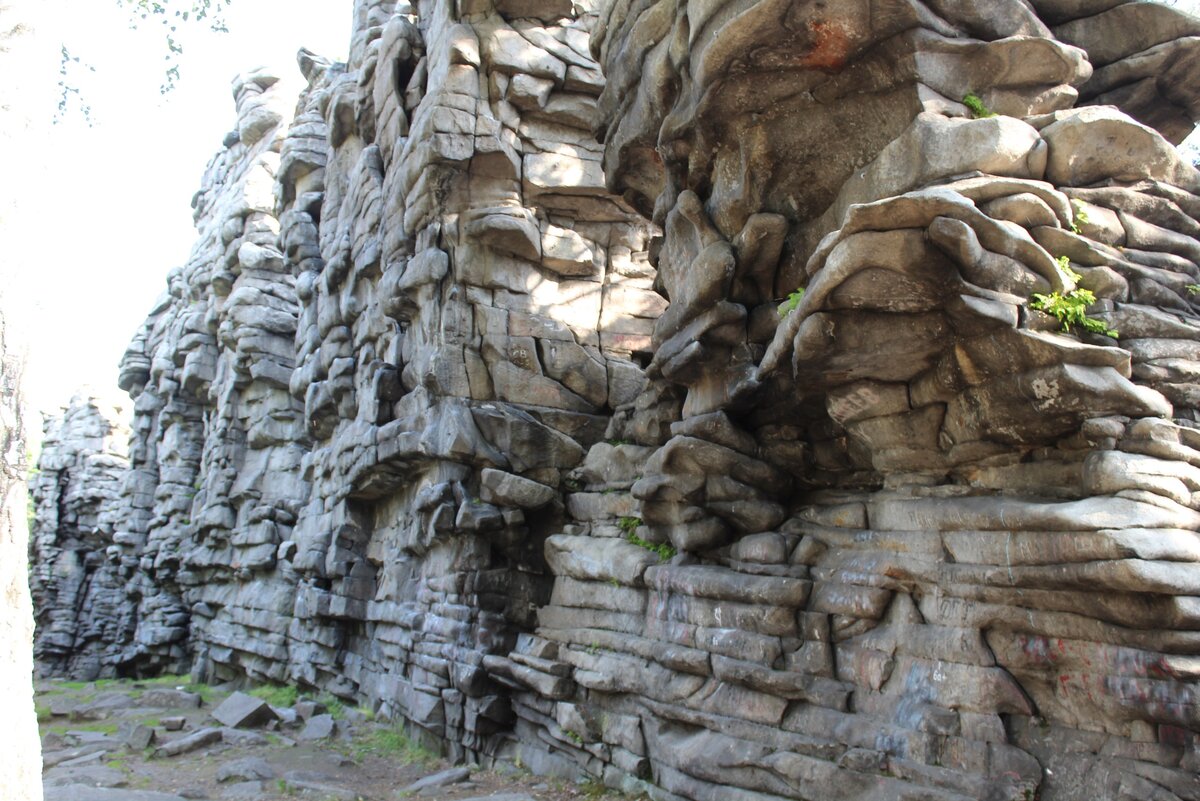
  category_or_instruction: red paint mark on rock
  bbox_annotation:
[802,20,851,71]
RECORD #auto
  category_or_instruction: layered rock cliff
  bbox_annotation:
[30,1,1200,800]
[28,393,131,678]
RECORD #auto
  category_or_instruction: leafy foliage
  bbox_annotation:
[1069,199,1090,234]
[1053,255,1083,284]
[1187,284,1200,296]
[1034,255,1116,336]
[778,288,805,317]
[627,530,676,561]
[1030,288,1118,338]
[57,0,232,122]
[122,0,232,92]
[962,93,996,119]
[352,723,437,765]
[56,46,96,122]
[1071,199,1090,226]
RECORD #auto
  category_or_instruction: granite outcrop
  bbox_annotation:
[29,1,1200,800]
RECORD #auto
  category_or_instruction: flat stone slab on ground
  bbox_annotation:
[155,727,222,757]
[284,778,362,800]
[402,766,471,794]
[220,780,265,799]
[72,693,137,719]
[221,727,270,746]
[43,746,110,768]
[139,689,203,708]
[43,766,129,788]
[44,786,191,801]
[210,692,278,728]
[119,720,156,749]
[58,750,109,768]
[297,713,337,741]
[295,700,326,720]
[216,756,277,783]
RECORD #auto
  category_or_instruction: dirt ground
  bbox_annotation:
[36,677,640,801]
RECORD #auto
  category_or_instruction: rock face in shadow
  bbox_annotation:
[28,1,1200,800]
[29,393,132,678]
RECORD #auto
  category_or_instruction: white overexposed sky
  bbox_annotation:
[1,0,349,417]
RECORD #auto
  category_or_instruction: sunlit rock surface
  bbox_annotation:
[29,1,1200,799]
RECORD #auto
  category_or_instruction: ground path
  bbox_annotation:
[36,677,638,801]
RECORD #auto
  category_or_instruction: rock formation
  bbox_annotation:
[28,392,132,678]
[29,1,1200,799]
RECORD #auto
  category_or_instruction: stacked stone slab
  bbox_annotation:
[28,393,133,679]
[53,0,656,764]
[27,1,1200,800]
[490,2,1200,801]
[110,65,303,678]
[268,0,656,759]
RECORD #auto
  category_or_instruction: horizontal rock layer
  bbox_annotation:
[29,2,1200,801]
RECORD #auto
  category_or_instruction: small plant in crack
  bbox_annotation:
[1030,288,1118,339]
[625,525,677,560]
[778,288,805,317]
[1069,199,1090,233]
[617,516,640,534]
[1053,255,1082,284]
[962,92,996,119]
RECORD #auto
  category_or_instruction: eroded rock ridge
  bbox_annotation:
[30,2,1200,800]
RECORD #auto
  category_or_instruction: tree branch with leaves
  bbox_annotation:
[56,0,233,122]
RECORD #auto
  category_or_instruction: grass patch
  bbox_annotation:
[617,516,641,535]
[315,691,347,720]
[352,723,438,765]
[52,721,119,735]
[249,683,299,708]
[1187,284,1199,296]
[35,703,51,722]
[626,527,676,561]
[962,92,996,119]
[132,673,216,703]
[579,778,615,799]
[56,679,117,691]
[137,674,191,687]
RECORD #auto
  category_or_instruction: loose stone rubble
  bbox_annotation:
[28,1,1200,800]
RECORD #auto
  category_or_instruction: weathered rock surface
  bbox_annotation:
[28,393,132,679]
[210,691,278,729]
[29,2,1200,801]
